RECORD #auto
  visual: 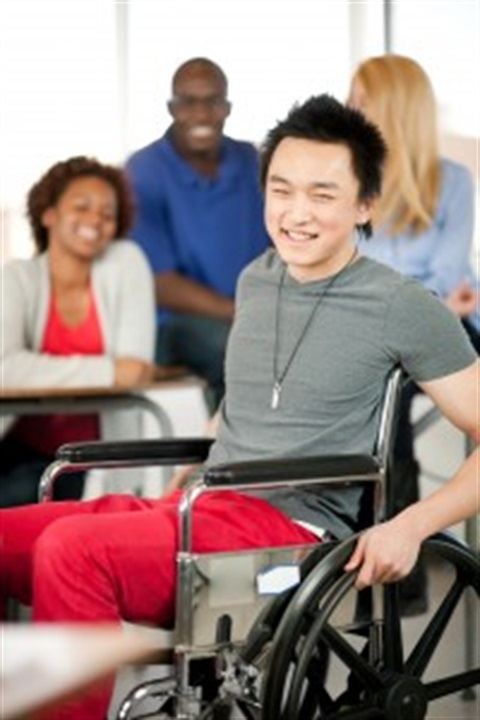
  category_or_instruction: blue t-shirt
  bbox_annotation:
[126,131,270,312]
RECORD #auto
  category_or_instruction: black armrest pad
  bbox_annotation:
[204,454,379,486]
[56,438,214,465]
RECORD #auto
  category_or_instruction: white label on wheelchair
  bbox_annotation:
[256,564,301,595]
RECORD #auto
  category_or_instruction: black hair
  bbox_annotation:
[259,94,387,238]
[26,156,135,253]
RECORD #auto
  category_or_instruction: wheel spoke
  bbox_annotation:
[405,577,464,677]
[287,575,386,719]
[322,624,385,691]
[424,669,480,701]
[322,705,385,720]
[382,583,404,672]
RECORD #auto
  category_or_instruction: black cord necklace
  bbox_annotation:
[271,247,358,410]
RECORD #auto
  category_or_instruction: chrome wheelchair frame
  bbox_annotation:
[39,368,479,719]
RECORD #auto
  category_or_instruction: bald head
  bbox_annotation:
[172,57,228,97]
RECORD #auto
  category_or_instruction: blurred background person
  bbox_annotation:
[348,53,479,614]
[349,54,479,338]
[0,156,156,507]
[126,57,270,412]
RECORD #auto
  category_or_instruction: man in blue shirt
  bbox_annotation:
[126,58,270,410]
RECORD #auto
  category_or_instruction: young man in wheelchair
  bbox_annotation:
[1,95,478,720]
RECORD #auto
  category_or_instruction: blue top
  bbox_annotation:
[358,158,479,330]
[125,130,270,306]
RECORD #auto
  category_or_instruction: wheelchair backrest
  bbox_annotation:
[374,367,404,470]
[373,366,404,521]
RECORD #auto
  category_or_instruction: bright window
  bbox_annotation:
[125,0,351,150]
[0,0,351,258]
[0,0,118,258]
[391,0,479,256]
[391,0,479,137]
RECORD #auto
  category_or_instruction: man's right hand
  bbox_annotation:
[114,358,156,387]
[446,281,479,317]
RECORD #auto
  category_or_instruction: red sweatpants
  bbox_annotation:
[0,490,317,719]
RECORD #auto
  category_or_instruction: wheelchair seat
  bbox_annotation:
[39,367,479,719]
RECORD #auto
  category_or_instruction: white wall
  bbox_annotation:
[0,0,353,259]
[1,0,477,260]
[123,0,351,151]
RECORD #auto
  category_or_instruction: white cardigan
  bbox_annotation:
[1,240,156,440]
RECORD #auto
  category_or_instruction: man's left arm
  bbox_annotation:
[345,360,479,588]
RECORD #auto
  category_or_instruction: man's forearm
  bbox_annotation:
[155,272,234,320]
[398,446,479,542]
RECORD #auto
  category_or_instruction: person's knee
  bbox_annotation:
[33,516,97,584]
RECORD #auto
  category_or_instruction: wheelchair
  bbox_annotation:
[39,368,479,719]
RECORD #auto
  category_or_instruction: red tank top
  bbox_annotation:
[12,290,104,456]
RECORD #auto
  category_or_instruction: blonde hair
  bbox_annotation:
[351,55,440,235]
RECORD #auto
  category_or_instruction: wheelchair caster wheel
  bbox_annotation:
[116,676,176,719]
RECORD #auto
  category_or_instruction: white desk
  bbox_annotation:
[0,376,209,498]
[0,623,160,720]
[0,383,174,438]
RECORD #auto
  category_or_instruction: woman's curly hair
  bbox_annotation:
[26,156,135,253]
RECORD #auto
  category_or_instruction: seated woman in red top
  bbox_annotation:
[0,156,156,506]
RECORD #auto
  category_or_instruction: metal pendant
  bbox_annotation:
[271,382,282,410]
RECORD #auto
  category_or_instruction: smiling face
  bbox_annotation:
[264,137,373,282]
[42,176,118,261]
[168,63,230,159]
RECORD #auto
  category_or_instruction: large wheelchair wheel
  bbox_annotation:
[261,532,480,720]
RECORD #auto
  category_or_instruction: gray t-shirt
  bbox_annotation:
[207,250,476,539]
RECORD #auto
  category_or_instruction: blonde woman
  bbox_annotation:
[348,54,479,614]
[348,54,478,333]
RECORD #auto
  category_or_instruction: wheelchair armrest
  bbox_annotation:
[203,454,380,486]
[56,438,214,466]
